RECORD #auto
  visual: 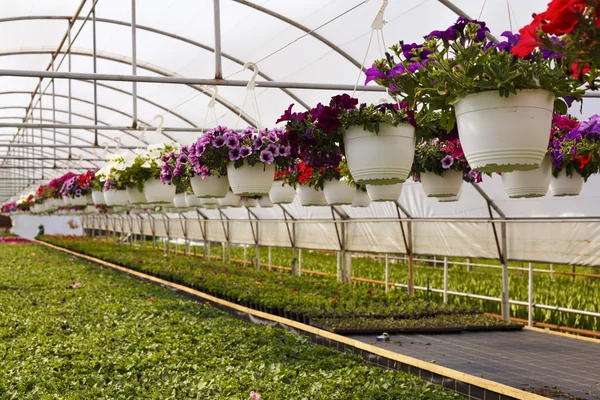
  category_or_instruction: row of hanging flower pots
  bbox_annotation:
[3,12,600,214]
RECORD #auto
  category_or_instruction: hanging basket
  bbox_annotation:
[438,186,462,203]
[71,194,88,206]
[297,185,328,206]
[173,193,187,208]
[269,181,296,204]
[52,198,63,209]
[227,162,275,196]
[366,183,403,202]
[126,186,148,205]
[143,178,176,204]
[91,191,106,206]
[549,169,584,197]
[323,179,356,205]
[104,189,128,206]
[421,170,463,198]
[62,196,72,206]
[258,195,273,208]
[218,191,242,208]
[343,122,415,185]
[242,198,258,208]
[502,156,552,198]
[455,89,554,173]
[190,175,230,198]
[185,193,203,208]
[351,190,371,207]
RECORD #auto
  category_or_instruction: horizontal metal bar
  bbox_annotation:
[0,166,89,170]
[0,68,386,92]
[0,122,208,132]
[0,143,139,149]
[0,156,103,162]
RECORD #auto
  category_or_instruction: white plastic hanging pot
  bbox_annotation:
[269,181,296,204]
[143,178,176,204]
[104,189,128,206]
[185,192,203,207]
[91,191,106,205]
[343,122,415,185]
[297,185,327,206]
[549,169,584,197]
[421,170,463,198]
[366,183,403,202]
[502,156,552,198]
[351,190,371,207]
[227,162,275,196]
[190,175,229,198]
[173,193,187,208]
[218,191,241,208]
[52,198,63,208]
[202,198,220,209]
[258,195,273,208]
[126,186,148,205]
[455,89,554,173]
[323,179,356,205]
[438,186,463,203]
[242,198,258,208]
[85,205,96,214]
[71,194,88,206]
[62,196,71,206]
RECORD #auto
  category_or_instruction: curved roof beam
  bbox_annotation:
[0,116,143,151]
[21,47,258,126]
[0,16,310,110]
[0,106,164,145]
[0,130,110,162]
[0,91,177,140]
[232,0,362,69]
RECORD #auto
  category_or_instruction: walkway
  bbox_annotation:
[351,329,600,400]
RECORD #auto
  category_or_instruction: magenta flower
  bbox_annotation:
[364,64,385,84]
[212,136,226,148]
[229,148,241,161]
[250,392,261,400]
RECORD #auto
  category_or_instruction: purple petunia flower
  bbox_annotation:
[239,146,252,158]
[177,154,188,164]
[253,136,264,150]
[441,155,454,169]
[229,148,241,161]
[75,189,82,197]
[278,145,291,157]
[265,143,279,155]
[225,135,240,149]
[259,150,274,164]
[212,136,226,148]
[364,64,386,85]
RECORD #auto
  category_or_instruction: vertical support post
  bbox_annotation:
[466,257,471,272]
[255,220,260,270]
[51,61,57,166]
[226,220,231,263]
[501,221,510,321]
[222,242,226,263]
[131,0,138,126]
[443,256,448,304]
[407,221,415,296]
[243,245,247,266]
[384,254,389,293]
[572,265,576,282]
[92,6,99,146]
[206,241,211,259]
[298,248,302,276]
[336,251,341,282]
[550,263,554,282]
[67,21,72,157]
[268,246,272,271]
[528,261,533,327]
[39,94,43,179]
[213,0,223,79]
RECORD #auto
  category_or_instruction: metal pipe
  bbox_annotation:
[0,122,224,132]
[0,68,388,92]
[213,0,223,79]
[68,20,72,157]
[131,0,138,125]
[92,7,98,146]
[384,254,389,293]
[443,256,448,304]
[51,62,57,166]
[528,262,534,327]
[501,218,510,321]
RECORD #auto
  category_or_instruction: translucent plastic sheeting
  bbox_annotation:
[12,215,83,240]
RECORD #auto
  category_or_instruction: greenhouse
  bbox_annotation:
[1,0,600,399]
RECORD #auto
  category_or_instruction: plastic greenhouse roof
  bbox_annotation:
[2,0,600,219]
